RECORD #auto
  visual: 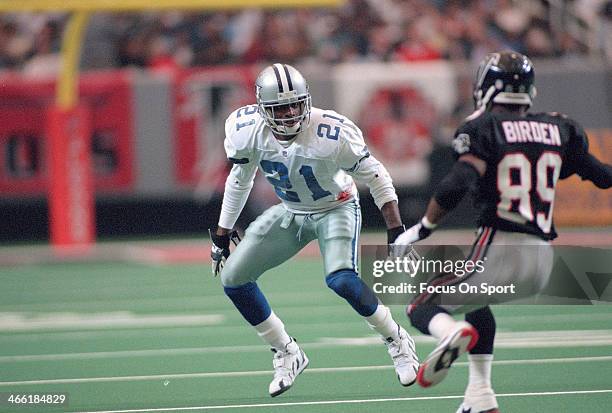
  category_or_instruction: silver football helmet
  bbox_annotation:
[255,63,312,136]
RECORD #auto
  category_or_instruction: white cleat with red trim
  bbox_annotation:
[417,321,479,388]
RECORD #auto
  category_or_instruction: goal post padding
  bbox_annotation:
[2,0,342,249]
[47,105,95,249]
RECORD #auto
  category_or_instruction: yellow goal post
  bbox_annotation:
[1,0,343,249]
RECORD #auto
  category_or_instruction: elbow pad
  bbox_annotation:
[349,155,398,209]
[434,161,480,211]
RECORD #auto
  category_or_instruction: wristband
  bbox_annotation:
[421,217,437,230]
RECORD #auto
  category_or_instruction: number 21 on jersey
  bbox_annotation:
[260,160,332,202]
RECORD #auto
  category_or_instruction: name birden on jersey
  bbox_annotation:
[501,120,561,146]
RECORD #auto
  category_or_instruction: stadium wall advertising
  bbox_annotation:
[0,63,609,229]
[0,71,135,195]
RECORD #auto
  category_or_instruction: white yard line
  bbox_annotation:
[74,389,612,413]
[0,312,224,331]
[2,329,612,363]
[1,355,611,386]
[0,308,612,334]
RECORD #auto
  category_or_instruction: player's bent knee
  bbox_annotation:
[325,269,360,297]
[408,304,449,335]
[223,282,271,326]
[465,306,496,354]
[220,268,248,288]
[325,269,378,317]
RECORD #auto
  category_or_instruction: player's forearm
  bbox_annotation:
[217,165,256,230]
[381,200,403,229]
[578,153,612,189]
[432,160,481,212]
[349,156,398,209]
[216,226,231,236]
[218,181,252,229]
[424,198,449,226]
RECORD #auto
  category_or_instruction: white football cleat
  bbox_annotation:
[417,321,479,388]
[268,338,309,397]
[456,386,499,413]
[456,405,499,413]
[384,326,419,386]
[457,386,499,413]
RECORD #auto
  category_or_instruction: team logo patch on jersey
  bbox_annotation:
[452,133,471,154]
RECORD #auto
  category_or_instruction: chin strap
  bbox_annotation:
[477,85,497,110]
[277,122,302,135]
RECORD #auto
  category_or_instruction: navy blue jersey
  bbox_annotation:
[451,110,589,240]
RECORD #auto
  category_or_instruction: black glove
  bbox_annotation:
[210,229,241,276]
[392,217,437,257]
[387,225,406,244]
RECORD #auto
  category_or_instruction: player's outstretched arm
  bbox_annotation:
[210,162,256,276]
[575,153,612,189]
[561,120,611,189]
[217,162,257,230]
[393,200,440,248]
[395,154,485,247]
[342,153,405,243]
[381,200,406,244]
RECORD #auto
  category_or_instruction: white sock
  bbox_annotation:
[365,304,401,341]
[254,312,292,351]
[428,312,457,340]
[467,354,493,389]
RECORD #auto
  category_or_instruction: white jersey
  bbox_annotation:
[218,105,397,228]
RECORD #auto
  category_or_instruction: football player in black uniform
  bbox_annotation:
[394,51,612,413]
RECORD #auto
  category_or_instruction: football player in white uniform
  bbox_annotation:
[210,63,419,397]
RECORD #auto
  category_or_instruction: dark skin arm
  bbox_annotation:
[216,226,231,236]
[381,200,403,229]
[575,153,612,189]
[423,153,487,225]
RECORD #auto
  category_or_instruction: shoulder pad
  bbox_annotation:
[224,104,262,163]
[462,109,492,127]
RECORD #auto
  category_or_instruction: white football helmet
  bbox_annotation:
[255,63,312,136]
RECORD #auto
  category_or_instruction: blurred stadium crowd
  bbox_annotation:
[0,0,610,75]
